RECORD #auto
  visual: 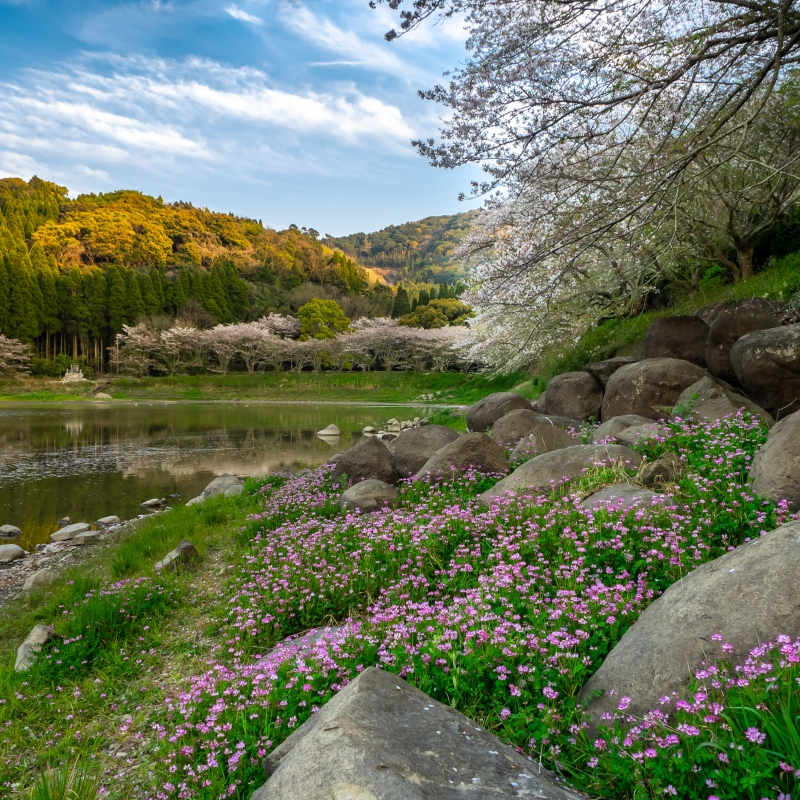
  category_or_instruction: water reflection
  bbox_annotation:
[0,402,433,550]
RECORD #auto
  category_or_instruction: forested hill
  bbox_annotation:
[325,211,477,284]
[0,176,393,370]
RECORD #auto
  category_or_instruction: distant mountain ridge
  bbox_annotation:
[325,211,477,285]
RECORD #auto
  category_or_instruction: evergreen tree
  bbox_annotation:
[391,286,410,318]
[150,265,167,311]
[221,261,249,321]
[139,272,159,317]
[5,253,39,341]
[85,271,108,343]
[429,285,439,300]
[106,266,128,333]
[418,288,430,307]
[125,268,145,322]
[0,257,9,334]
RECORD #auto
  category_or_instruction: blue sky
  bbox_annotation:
[0,0,479,235]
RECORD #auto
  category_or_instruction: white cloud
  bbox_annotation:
[224,4,262,25]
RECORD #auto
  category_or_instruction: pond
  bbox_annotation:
[0,402,437,551]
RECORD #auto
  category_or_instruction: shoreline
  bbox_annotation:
[0,398,466,408]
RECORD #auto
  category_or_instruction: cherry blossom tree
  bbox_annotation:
[0,335,33,376]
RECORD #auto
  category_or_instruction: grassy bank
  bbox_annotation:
[1,410,797,800]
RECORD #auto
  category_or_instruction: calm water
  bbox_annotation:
[0,402,435,550]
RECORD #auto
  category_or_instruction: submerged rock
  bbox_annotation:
[0,524,22,537]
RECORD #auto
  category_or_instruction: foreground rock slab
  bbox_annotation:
[749,409,800,510]
[16,624,57,671]
[482,444,642,503]
[466,392,531,432]
[389,425,460,478]
[252,666,582,800]
[340,479,398,514]
[581,519,800,729]
[51,522,91,543]
[415,432,509,482]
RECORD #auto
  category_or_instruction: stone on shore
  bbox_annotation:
[50,522,91,543]
[389,425,460,478]
[415,432,509,482]
[155,540,198,571]
[23,569,56,592]
[340,479,398,514]
[581,519,800,730]
[481,444,642,503]
[0,524,22,537]
[466,392,532,432]
[749,409,800,510]
[317,424,340,437]
[141,498,164,508]
[74,531,103,545]
[0,543,25,563]
[16,625,57,671]
[332,437,399,486]
[96,516,121,526]
[252,666,582,800]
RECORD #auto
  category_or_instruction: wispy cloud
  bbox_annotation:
[224,4,262,25]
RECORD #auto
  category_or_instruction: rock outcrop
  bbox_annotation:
[749,409,800,510]
[730,323,800,417]
[416,433,509,481]
[584,357,638,389]
[389,425,460,478]
[581,519,800,729]
[601,358,707,421]
[466,392,531,433]
[540,372,603,420]
[340,479,398,514]
[644,316,710,367]
[332,437,400,486]
[252,666,582,800]
[481,444,642,503]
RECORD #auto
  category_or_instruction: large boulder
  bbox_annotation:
[590,414,654,443]
[0,543,25,563]
[581,483,664,510]
[694,300,731,328]
[730,323,800,417]
[489,409,545,448]
[749,409,800,510]
[481,444,642,503]
[705,305,782,384]
[332,437,400,486]
[415,432,509,482]
[644,316,710,367]
[581,519,800,729]
[16,625,57,672]
[540,372,603,420]
[510,424,581,464]
[601,358,707,421]
[614,422,669,446]
[389,425,460,478]
[584,357,638,389]
[340,479,398,514]
[253,667,581,800]
[466,392,531,432]
[676,376,773,426]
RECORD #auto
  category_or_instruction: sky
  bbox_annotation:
[0,0,480,236]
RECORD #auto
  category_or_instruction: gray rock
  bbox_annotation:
[749,409,800,510]
[155,540,198,571]
[51,522,91,543]
[615,423,669,445]
[317,424,340,436]
[584,357,639,389]
[253,666,581,800]
[333,437,400,486]
[581,483,663,509]
[0,543,25,563]
[581,519,800,730]
[96,516,121,526]
[644,315,710,367]
[203,475,243,499]
[415,432,509,482]
[362,426,376,435]
[22,569,56,592]
[325,452,344,465]
[510,424,581,464]
[141,498,164,508]
[641,452,684,486]
[730,323,800,417]
[0,524,22,537]
[694,300,731,328]
[590,414,654,443]
[489,409,544,448]
[340,479,398,514]
[676,376,774,426]
[540,372,603,420]
[224,485,244,497]
[16,624,57,671]
[601,358,707,421]
[389,425,460,478]
[705,305,782,384]
[74,531,103,545]
[465,392,532,432]
[481,444,642,503]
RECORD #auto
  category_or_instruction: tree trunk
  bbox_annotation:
[738,247,755,280]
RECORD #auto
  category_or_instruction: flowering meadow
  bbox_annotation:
[1,409,798,800]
